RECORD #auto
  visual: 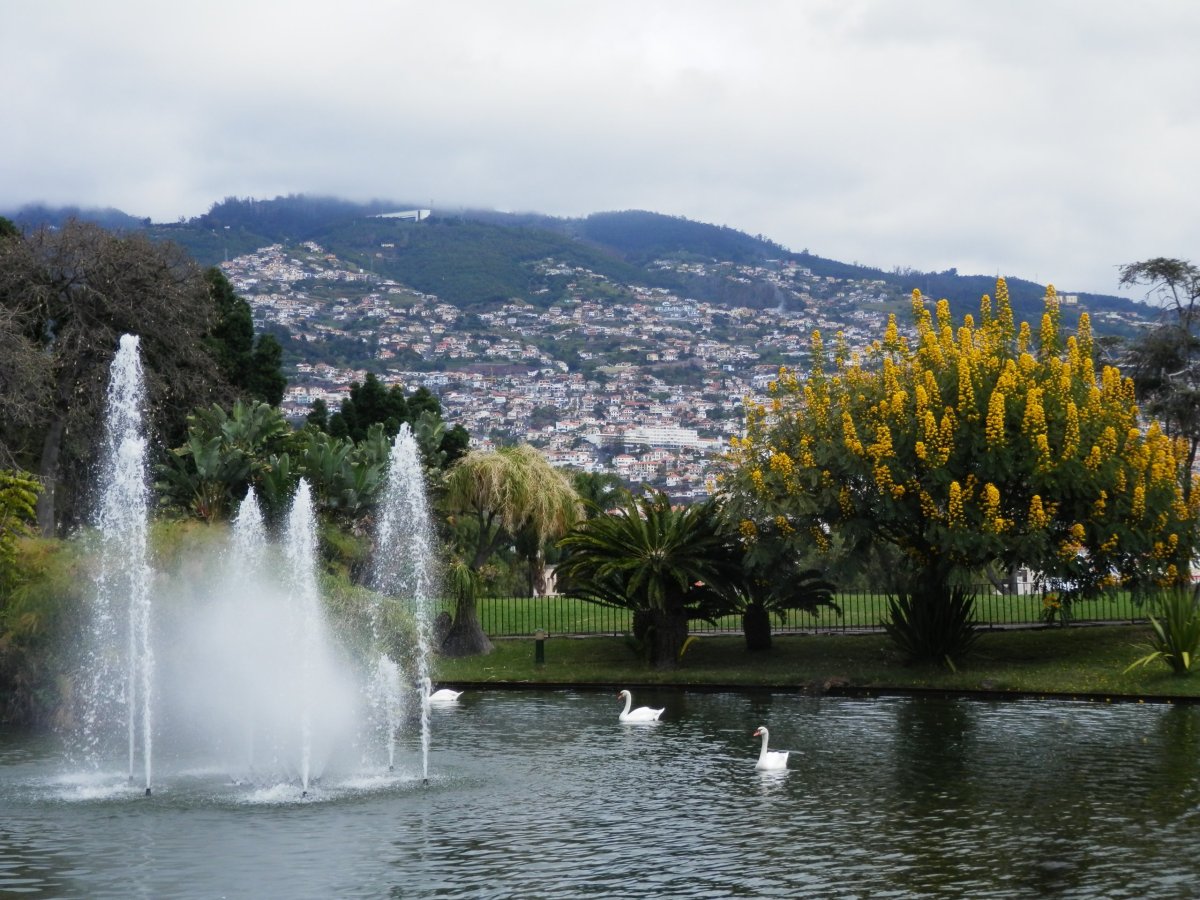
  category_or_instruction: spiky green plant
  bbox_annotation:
[1126,588,1200,676]
[883,581,980,670]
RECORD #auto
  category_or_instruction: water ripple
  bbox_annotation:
[3,692,1200,897]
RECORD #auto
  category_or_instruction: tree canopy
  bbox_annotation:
[1119,257,1200,495]
[725,280,1198,602]
[329,373,468,465]
[441,444,580,656]
[0,221,239,532]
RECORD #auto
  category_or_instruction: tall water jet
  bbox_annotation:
[373,424,439,781]
[282,479,322,794]
[78,334,154,795]
[230,488,269,773]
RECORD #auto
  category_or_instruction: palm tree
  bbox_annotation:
[571,470,628,516]
[442,444,580,656]
[725,560,838,651]
[556,491,737,669]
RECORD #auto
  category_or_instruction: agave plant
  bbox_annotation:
[882,578,980,670]
[1126,588,1200,676]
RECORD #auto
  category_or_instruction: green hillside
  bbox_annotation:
[3,195,1153,325]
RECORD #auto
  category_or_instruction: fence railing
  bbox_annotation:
[461,586,1148,638]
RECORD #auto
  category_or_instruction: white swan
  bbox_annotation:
[617,689,664,722]
[753,726,789,770]
[424,677,463,704]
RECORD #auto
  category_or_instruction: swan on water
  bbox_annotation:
[753,726,789,770]
[423,677,463,704]
[617,689,664,722]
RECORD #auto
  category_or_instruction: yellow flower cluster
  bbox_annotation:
[749,468,765,495]
[1131,484,1146,520]
[774,515,795,535]
[842,411,864,457]
[810,526,830,554]
[1022,388,1047,439]
[1152,533,1180,560]
[986,390,1006,446]
[1062,402,1080,458]
[839,486,854,517]
[868,423,895,463]
[768,451,794,478]
[957,354,976,420]
[796,436,815,468]
[874,463,905,499]
[982,482,1003,532]
[739,518,758,539]
[1028,495,1050,530]
[948,481,964,527]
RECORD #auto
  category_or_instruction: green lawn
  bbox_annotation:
[435,623,1200,700]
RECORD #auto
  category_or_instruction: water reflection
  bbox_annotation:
[3,693,1200,898]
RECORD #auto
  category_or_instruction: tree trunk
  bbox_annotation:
[531,551,548,597]
[742,604,772,651]
[440,592,494,658]
[35,414,65,536]
[649,604,689,670]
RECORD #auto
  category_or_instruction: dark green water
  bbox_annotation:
[2,690,1200,898]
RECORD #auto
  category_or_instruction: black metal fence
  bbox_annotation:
[465,585,1149,638]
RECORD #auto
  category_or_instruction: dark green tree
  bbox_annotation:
[0,221,234,533]
[571,471,628,516]
[307,397,330,432]
[329,373,409,442]
[327,374,468,465]
[203,268,286,406]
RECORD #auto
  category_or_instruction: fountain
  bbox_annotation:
[75,334,154,795]
[371,424,440,782]
[70,334,414,799]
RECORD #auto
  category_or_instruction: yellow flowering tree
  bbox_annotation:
[726,280,1198,632]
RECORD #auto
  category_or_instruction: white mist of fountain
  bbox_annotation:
[372,425,439,781]
[70,337,398,800]
[77,334,154,795]
[159,483,361,797]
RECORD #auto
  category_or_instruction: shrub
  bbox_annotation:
[1126,588,1200,676]
[883,582,979,670]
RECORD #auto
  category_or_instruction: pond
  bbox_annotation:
[2,689,1200,898]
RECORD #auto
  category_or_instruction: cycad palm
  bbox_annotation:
[556,491,735,668]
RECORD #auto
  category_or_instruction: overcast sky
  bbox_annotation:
[4,0,1197,296]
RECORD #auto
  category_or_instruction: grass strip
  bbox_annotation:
[435,624,1200,700]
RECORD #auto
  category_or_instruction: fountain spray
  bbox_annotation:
[82,334,155,795]
[373,425,438,782]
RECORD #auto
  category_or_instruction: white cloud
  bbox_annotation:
[3,0,1198,294]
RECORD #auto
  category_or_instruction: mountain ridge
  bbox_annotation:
[3,194,1150,324]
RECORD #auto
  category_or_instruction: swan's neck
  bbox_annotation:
[758,730,770,760]
[621,693,632,715]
